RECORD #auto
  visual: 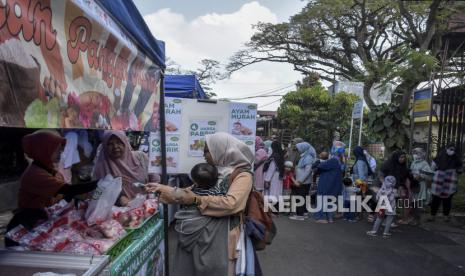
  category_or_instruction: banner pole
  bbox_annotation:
[358,102,364,146]
[348,117,354,160]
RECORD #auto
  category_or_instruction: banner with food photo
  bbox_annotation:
[149,132,179,174]
[164,98,182,134]
[188,120,217,157]
[0,0,161,131]
[229,102,257,153]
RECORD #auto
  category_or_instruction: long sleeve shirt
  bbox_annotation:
[353,160,369,181]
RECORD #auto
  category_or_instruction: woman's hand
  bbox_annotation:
[145,183,177,204]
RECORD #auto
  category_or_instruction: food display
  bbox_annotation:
[5,195,159,256]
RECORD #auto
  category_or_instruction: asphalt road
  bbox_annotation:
[168,215,465,276]
[256,216,465,276]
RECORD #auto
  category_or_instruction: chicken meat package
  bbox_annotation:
[85,174,122,225]
[99,219,126,240]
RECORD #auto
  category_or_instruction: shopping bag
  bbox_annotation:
[85,174,122,225]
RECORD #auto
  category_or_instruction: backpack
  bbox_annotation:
[230,168,277,251]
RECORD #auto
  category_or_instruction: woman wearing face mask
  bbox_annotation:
[6,130,98,247]
[429,144,463,222]
[409,148,433,225]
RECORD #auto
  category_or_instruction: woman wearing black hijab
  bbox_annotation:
[264,141,285,198]
[380,151,410,188]
[429,144,463,222]
[379,151,411,225]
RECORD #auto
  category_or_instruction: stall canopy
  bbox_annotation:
[165,75,208,99]
[97,0,166,69]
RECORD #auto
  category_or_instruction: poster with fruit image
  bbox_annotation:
[188,120,217,157]
[149,132,179,174]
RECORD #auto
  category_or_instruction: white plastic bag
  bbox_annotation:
[85,175,122,225]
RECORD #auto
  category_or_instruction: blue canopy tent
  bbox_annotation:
[165,75,208,99]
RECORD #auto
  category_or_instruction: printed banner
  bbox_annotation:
[229,103,257,153]
[149,132,179,174]
[188,120,217,157]
[352,101,364,119]
[110,219,164,276]
[164,98,182,134]
[0,0,161,131]
[413,88,432,118]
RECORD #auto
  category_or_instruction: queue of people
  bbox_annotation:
[251,135,463,238]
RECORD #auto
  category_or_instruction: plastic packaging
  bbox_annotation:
[99,220,126,240]
[85,175,122,225]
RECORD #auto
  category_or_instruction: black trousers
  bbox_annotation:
[291,184,310,216]
[431,194,454,216]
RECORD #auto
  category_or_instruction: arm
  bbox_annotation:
[198,172,253,217]
[317,159,338,172]
[296,165,312,183]
[58,180,98,201]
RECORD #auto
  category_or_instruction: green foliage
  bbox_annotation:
[278,84,359,152]
[368,103,411,152]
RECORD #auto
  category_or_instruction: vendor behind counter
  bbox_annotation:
[6,130,97,247]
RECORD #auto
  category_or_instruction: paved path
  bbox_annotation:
[257,216,465,276]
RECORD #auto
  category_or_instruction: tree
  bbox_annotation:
[228,0,465,151]
[278,82,359,152]
[165,58,224,98]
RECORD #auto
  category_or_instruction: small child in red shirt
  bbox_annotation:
[283,161,296,196]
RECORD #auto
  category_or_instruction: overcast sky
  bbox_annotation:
[134,0,306,110]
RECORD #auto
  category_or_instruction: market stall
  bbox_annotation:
[0,0,167,275]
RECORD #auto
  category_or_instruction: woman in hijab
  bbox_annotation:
[263,140,273,157]
[289,142,316,221]
[313,151,343,223]
[429,144,463,222]
[409,147,433,225]
[147,133,255,276]
[352,146,373,182]
[264,141,285,199]
[93,130,149,206]
[254,136,268,194]
[380,151,410,189]
[6,130,97,247]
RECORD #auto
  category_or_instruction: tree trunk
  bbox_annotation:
[363,80,376,109]
[393,79,421,112]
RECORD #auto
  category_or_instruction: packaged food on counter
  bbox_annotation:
[34,227,81,252]
[144,198,158,216]
[99,219,126,240]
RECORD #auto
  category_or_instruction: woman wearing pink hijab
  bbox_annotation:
[93,130,149,205]
[254,136,268,193]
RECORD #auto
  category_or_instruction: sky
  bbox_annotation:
[134,0,306,111]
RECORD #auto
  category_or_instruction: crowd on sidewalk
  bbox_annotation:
[254,136,464,238]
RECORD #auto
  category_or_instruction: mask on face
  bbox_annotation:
[413,154,420,161]
[447,149,455,156]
